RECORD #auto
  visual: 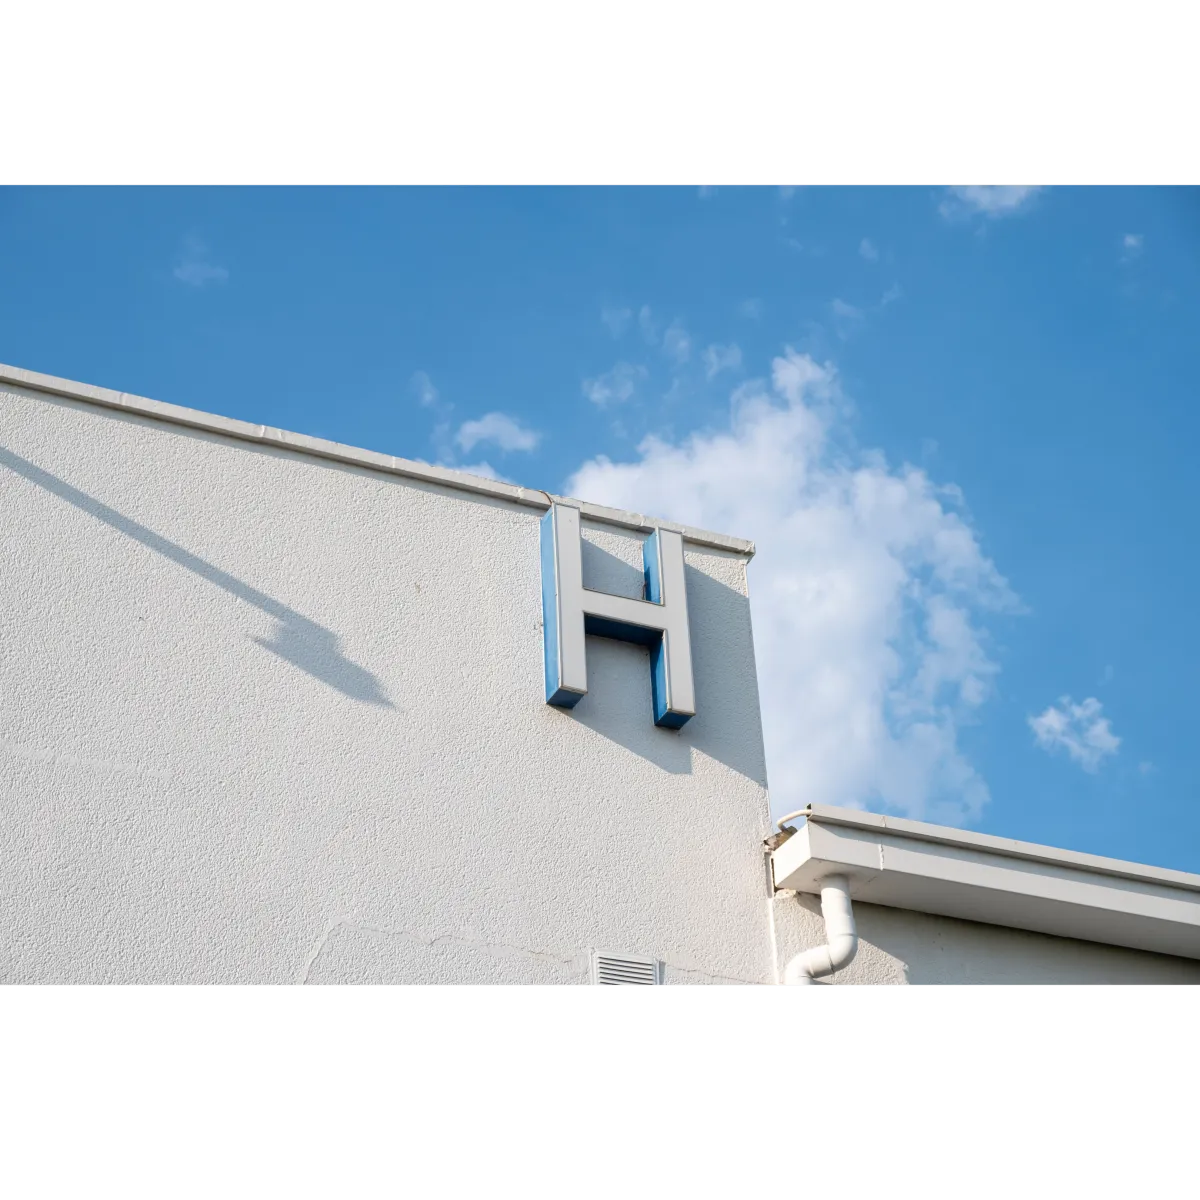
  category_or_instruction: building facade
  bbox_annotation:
[3,363,1199,984]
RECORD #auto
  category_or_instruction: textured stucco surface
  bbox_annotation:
[1,386,773,984]
[5,382,1198,986]
[772,893,1200,984]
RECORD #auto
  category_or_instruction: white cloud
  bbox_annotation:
[662,320,691,365]
[601,306,632,337]
[881,283,903,306]
[455,412,541,454]
[1121,233,1143,262]
[859,238,879,261]
[739,298,763,319]
[939,186,1041,220]
[411,370,439,408]
[455,461,512,484]
[1028,696,1120,772]
[172,235,228,287]
[567,349,1017,826]
[703,343,743,380]
[582,362,647,408]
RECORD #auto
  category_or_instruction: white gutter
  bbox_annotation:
[770,805,1200,961]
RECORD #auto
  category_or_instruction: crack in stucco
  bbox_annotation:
[300,919,346,984]
[660,961,761,985]
[300,920,759,985]
[300,919,590,983]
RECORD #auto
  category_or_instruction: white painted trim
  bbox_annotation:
[771,805,1200,961]
[794,804,1200,892]
[0,361,756,558]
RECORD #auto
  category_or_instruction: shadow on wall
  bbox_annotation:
[567,540,769,787]
[0,444,392,707]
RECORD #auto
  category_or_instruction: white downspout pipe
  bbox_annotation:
[782,874,858,985]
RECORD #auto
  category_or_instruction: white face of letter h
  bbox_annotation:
[540,502,695,728]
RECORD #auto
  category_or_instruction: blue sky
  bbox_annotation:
[2,185,1197,871]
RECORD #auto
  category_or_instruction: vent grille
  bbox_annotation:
[592,952,660,985]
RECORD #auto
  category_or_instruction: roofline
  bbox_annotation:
[798,804,1200,892]
[0,361,756,558]
[771,805,1200,961]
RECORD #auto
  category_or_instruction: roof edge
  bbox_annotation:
[771,814,1200,961]
[800,804,1200,893]
[0,361,756,558]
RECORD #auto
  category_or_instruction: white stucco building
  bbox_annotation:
[3,361,1199,985]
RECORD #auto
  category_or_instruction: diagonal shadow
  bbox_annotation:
[1,444,392,707]
[570,538,769,786]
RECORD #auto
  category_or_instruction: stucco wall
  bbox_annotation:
[1,384,774,984]
[6,381,1198,986]
[772,893,1200,984]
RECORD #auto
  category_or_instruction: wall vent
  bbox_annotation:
[592,951,660,985]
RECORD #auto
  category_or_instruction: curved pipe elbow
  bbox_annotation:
[782,874,858,985]
[784,931,858,985]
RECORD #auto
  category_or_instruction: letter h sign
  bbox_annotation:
[540,502,695,728]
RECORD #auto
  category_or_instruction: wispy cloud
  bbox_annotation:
[454,461,514,484]
[409,370,457,462]
[782,234,827,257]
[1029,696,1120,772]
[582,362,647,408]
[662,320,691,365]
[739,298,763,320]
[1120,233,1144,263]
[455,412,541,454]
[411,370,439,408]
[939,186,1042,221]
[172,235,228,287]
[703,343,743,380]
[831,298,865,339]
[568,348,1018,826]
[601,305,632,337]
[859,237,879,262]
